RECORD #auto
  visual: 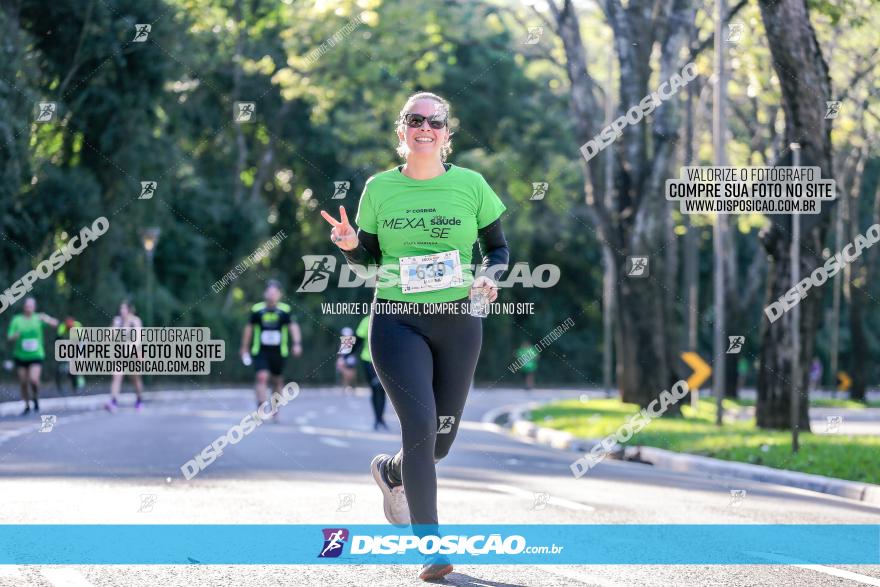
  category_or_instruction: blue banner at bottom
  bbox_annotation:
[0,525,877,565]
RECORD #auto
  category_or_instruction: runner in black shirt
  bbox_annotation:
[240,280,303,419]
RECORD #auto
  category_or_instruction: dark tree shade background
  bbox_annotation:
[1,0,878,414]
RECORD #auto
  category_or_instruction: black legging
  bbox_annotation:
[369,300,482,528]
[362,361,386,424]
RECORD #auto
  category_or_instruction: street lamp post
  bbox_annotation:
[141,227,161,328]
[790,144,801,453]
[713,0,728,426]
[603,45,615,398]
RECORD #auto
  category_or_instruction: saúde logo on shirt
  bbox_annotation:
[380,214,459,240]
[430,215,461,226]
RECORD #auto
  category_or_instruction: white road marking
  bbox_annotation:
[0,566,23,578]
[746,551,880,585]
[539,566,628,586]
[294,423,395,441]
[40,567,94,586]
[486,483,595,511]
[319,437,350,448]
[0,412,104,448]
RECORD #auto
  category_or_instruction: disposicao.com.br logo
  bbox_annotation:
[0,524,875,565]
[318,528,563,558]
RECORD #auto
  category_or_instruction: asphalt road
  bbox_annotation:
[0,387,878,587]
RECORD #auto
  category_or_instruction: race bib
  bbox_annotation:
[21,338,39,352]
[260,330,282,346]
[399,250,463,294]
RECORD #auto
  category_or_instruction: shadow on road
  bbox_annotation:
[438,572,528,586]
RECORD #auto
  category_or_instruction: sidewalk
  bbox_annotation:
[729,405,880,435]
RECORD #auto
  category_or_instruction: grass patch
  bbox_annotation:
[531,398,879,485]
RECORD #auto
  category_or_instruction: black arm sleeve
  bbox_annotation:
[340,230,381,278]
[476,218,509,283]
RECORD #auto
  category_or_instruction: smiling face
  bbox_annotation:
[396,98,450,162]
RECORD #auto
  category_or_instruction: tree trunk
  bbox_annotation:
[549,0,693,408]
[849,279,867,401]
[755,0,833,430]
[847,147,869,401]
[722,216,737,398]
[725,353,739,398]
[615,253,672,406]
[682,28,699,354]
[232,0,247,205]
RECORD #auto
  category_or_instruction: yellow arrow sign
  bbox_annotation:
[838,371,851,391]
[682,352,712,391]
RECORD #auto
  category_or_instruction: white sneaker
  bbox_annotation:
[371,454,410,527]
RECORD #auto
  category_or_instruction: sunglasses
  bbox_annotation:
[403,112,447,130]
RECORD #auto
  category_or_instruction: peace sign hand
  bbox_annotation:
[320,206,360,251]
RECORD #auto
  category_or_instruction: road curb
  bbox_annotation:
[628,445,880,504]
[497,401,880,506]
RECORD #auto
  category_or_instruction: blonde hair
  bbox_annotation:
[395,91,454,162]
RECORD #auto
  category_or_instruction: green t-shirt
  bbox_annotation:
[356,315,371,363]
[8,314,47,361]
[57,320,82,338]
[515,346,538,373]
[355,164,507,303]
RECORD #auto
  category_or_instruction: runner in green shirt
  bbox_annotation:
[515,340,539,390]
[6,297,58,415]
[340,157,507,304]
[321,92,510,582]
[56,316,86,393]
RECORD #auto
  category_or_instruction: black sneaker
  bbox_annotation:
[20,405,31,417]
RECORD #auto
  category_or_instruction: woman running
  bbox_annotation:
[335,326,358,394]
[6,297,58,415]
[106,300,144,412]
[321,91,509,581]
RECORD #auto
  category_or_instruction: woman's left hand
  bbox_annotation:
[471,276,498,303]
